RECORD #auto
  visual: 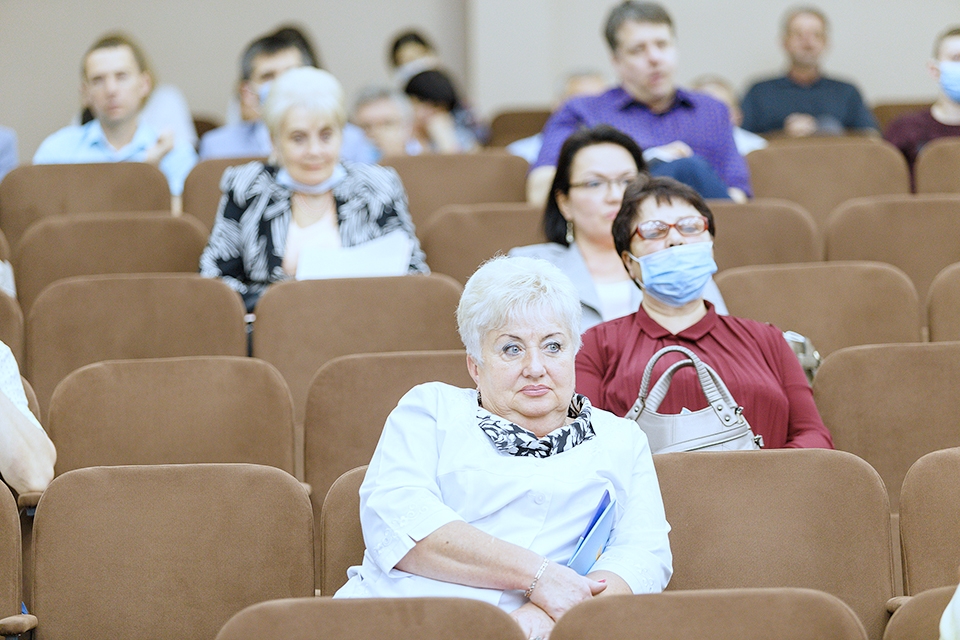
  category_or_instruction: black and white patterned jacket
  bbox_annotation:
[199,160,429,310]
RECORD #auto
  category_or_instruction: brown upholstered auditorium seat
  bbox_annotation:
[708,198,822,271]
[551,589,868,640]
[181,157,265,232]
[381,151,528,229]
[927,262,960,341]
[872,102,933,134]
[0,486,21,625]
[915,137,960,194]
[420,203,545,284]
[655,449,895,640]
[0,163,170,250]
[14,213,208,316]
[814,343,960,514]
[488,108,552,147]
[216,596,525,640]
[30,464,313,640]
[715,261,921,357]
[319,465,366,596]
[47,356,296,476]
[20,377,38,423]
[899,448,960,595]
[252,275,463,424]
[0,292,22,367]
[883,586,956,640]
[25,273,247,417]
[0,227,9,262]
[304,350,473,588]
[746,139,910,230]
[826,194,960,311]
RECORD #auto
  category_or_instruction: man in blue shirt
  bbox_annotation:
[0,127,17,183]
[741,8,878,137]
[199,29,376,164]
[32,34,197,196]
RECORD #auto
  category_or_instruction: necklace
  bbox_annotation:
[292,192,335,226]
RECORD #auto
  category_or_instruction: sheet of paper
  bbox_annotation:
[296,230,413,280]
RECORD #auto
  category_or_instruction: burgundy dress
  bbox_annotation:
[576,303,833,449]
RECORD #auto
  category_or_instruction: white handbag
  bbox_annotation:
[624,345,763,454]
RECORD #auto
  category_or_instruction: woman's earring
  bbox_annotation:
[565,220,575,245]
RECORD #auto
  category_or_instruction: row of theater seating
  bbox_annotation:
[8,263,960,427]
[4,445,958,639]
[8,191,960,314]
[10,340,960,598]
[4,136,960,246]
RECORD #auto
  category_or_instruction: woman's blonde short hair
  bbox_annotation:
[457,256,582,365]
[262,66,346,137]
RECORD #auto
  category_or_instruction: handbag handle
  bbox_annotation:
[625,345,742,427]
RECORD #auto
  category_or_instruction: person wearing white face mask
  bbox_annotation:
[884,26,960,186]
[575,176,833,449]
[199,67,428,312]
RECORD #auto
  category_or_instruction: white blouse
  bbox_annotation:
[0,341,41,429]
[334,382,672,612]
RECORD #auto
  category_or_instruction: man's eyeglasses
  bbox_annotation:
[634,215,709,240]
[569,175,638,193]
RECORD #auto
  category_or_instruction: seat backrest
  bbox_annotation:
[0,486,20,619]
[0,291,23,368]
[550,589,867,640]
[420,203,545,284]
[253,275,463,423]
[380,151,528,228]
[216,596,526,640]
[26,274,247,418]
[31,464,314,640]
[872,102,933,133]
[746,140,910,229]
[814,344,960,515]
[304,351,473,587]
[319,465,366,596]
[488,108,552,147]
[0,226,10,262]
[716,261,921,357]
[21,376,39,423]
[708,198,822,271]
[882,586,956,640]
[47,357,295,476]
[14,213,208,316]
[181,157,265,231]
[826,194,960,311]
[0,163,170,250]
[655,449,894,640]
[899,448,960,595]
[915,137,960,194]
[927,262,960,341]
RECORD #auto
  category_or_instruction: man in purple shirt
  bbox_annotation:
[528,2,750,205]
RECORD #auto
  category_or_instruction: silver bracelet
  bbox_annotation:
[524,557,550,599]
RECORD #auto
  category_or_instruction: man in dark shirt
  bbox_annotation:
[741,7,877,137]
[884,26,960,178]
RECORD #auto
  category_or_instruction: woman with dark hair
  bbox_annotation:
[511,125,726,332]
[403,69,479,153]
[576,176,833,449]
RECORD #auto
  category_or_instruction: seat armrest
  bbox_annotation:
[887,596,912,613]
[0,613,38,637]
[17,491,42,509]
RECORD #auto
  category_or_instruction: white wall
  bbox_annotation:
[1,0,958,159]
[469,0,959,116]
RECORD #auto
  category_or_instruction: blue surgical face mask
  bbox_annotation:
[627,241,717,307]
[276,163,346,195]
[939,61,960,103]
[257,80,274,106]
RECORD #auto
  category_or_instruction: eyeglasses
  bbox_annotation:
[634,215,709,240]
[569,175,638,193]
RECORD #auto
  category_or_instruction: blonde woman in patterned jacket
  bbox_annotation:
[200,66,428,311]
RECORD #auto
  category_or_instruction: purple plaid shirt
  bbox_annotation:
[532,86,751,194]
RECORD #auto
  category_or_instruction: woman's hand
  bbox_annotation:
[529,561,606,621]
[509,602,555,640]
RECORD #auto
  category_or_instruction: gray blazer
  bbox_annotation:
[509,242,727,333]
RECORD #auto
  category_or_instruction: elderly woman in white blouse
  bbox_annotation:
[335,256,672,640]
